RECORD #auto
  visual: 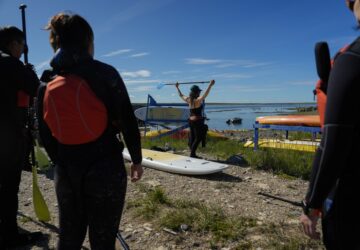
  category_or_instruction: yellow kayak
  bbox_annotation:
[244,139,319,152]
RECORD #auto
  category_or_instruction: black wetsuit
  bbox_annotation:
[306,38,360,249]
[189,104,205,157]
[0,49,40,247]
[37,50,142,250]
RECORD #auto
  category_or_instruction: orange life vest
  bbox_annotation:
[43,74,108,145]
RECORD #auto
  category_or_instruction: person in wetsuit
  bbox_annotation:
[37,13,143,249]
[300,1,360,248]
[175,80,215,158]
[0,26,43,249]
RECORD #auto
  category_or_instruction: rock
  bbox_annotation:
[144,226,153,231]
[146,180,161,187]
[154,247,168,250]
[163,227,178,235]
[180,224,189,231]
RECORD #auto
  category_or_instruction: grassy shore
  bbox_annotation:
[141,132,316,180]
[32,132,323,249]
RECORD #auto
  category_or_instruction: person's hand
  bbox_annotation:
[210,79,215,86]
[300,213,321,240]
[25,63,37,74]
[175,82,179,88]
[130,163,143,182]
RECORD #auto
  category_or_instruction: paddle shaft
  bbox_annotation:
[117,232,130,250]
[19,4,36,167]
[19,4,50,222]
[19,4,28,64]
[258,192,303,207]
[164,81,209,86]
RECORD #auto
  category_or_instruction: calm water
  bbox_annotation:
[204,103,316,130]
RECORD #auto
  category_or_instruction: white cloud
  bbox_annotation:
[212,73,252,79]
[131,85,154,92]
[130,52,149,58]
[124,79,159,84]
[289,80,316,86]
[185,58,223,65]
[215,63,237,68]
[105,0,176,26]
[122,70,151,78]
[185,58,273,69]
[241,62,274,68]
[102,49,132,57]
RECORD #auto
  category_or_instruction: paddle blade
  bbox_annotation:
[32,166,51,222]
[315,42,331,82]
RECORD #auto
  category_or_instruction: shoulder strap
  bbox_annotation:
[69,61,117,122]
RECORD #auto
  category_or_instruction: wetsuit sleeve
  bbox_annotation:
[105,67,142,165]
[10,59,40,96]
[306,53,359,209]
[36,82,58,163]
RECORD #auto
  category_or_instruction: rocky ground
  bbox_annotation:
[15,138,324,250]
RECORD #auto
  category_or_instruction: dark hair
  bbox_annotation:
[189,85,201,101]
[0,26,24,50]
[189,86,201,106]
[46,13,94,52]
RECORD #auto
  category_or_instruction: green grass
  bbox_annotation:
[126,184,323,248]
[126,186,172,219]
[256,222,322,249]
[126,185,257,243]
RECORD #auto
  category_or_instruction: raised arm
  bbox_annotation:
[197,79,215,102]
[175,82,189,102]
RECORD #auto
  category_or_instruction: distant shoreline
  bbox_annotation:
[132,102,317,108]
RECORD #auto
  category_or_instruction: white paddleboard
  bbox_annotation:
[123,148,229,175]
[134,107,190,121]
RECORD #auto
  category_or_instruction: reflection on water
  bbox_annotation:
[204,103,316,130]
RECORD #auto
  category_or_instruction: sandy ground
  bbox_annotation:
[14,147,324,249]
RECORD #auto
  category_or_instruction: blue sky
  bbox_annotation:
[0,0,358,103]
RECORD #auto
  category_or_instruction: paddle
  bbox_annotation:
[258,192,303,207]
[20,4,51,222]
[32,160,51,222]
[314,42,331,89]
[116,232,130,250]
[157,81,210,89]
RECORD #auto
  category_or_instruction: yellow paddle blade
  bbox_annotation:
[32,166,51,222]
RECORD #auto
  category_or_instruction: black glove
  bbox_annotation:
[24,63,36,73]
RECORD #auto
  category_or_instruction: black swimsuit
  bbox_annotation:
[188,104,205,157]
